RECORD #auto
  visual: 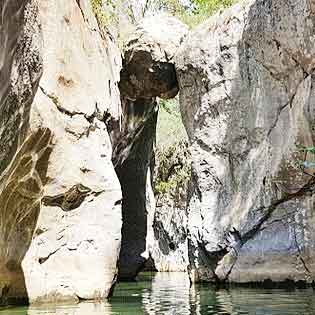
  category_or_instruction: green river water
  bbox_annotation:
[1,273,315,315]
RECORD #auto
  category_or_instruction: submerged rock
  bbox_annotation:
[176,0,315,283]
[0,0,122,304]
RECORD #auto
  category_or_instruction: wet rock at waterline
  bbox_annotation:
[114,15,188,280]
[0,0,122,304]
[176,0,315,283]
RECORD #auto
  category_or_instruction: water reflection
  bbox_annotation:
[1,273,315,315]
[143,272,191,315]
[27,302,112,315]
[190,284,315,315]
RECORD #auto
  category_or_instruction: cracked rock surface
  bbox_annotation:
[119,14,188,101]
[176,0,315,283]
[114,15,188,280]
[0,0,122,304]
[147,140,190,272]
[0,0,40,305]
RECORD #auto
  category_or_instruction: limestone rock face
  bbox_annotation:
[148,140,190,271]
[119,14,189,101]
[0,0,122,304]
[0,0,43,305]
[176,0,315,283]
[115,15,188,280]
[115,98,158,280]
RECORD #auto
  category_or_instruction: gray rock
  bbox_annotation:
[176,0,315,283]
[0,0,122,304]
[0,0,43,305]
[115,14,188,280]
[148,140,190,271]
[119,14,189,100]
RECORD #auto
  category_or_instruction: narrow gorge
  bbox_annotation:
[1,0,315,307]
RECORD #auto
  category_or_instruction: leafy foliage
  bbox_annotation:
[90,0,113,27]
[154,98,190,205]
[156,98,187,150]
[155,0,239,26]
[297,145,315,154]
[90,0,138,49]
[297,146,315,170]
[154,140,191,207]
[91,0,240,33]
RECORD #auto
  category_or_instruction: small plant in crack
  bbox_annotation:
[296,145,315,178]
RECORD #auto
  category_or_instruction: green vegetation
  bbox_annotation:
[298,145,315,154]
[297,146,315,169]
[90,0,113,27]
[90,0,240,34]
[90,0,137,49]
[154,140,191,206]
[154,0,239,27]
[154,98,191,205]
[156,98,187,149]
[191,0,238,25]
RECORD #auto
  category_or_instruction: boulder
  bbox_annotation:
[176,0,315,283]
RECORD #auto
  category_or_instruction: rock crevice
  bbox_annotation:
[113,14,188,280]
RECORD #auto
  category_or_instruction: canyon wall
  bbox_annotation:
[0,0,40,305]
[2,0,315,305]
[114,14,188,280]
[149,140,190,272]
[0,0,122,304]
[176,0,315,283]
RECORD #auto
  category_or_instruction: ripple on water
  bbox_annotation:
[1,273,315,315]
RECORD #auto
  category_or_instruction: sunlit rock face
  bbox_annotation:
[0,0,43,305]
[176,0,315,283]
[0,0,122,304]
[114,15,188,280]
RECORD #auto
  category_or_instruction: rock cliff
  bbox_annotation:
[1,0,122,304]
[0,0,40,305]
[176,0,315,283]
[149,140,190,271]
[2,0,315,306]
[114,14,188,280]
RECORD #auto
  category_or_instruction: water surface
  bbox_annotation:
[1,273,315,315]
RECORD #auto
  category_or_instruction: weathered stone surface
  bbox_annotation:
[115,98,158,280]
[0,0,44,305]
[119,14,188,100]
[0,0,122,304]
[115,15,188,280]
[176,0,315,283]
[148,140,190,271]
